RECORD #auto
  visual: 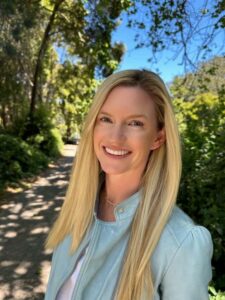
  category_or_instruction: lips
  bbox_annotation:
[103,146,131,157]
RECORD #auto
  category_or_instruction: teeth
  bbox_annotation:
[105,147,129,156]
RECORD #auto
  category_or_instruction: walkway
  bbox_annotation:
[0,145,76,300]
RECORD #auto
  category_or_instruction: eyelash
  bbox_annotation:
[99,116,112,123]
[129,120,144,127]
[99,117,144,127]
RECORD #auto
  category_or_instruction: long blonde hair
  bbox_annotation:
[46,70,182,299]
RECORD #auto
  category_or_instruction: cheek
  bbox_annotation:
[94,125,111,142]
[93,127,99,151]
[93,126,106,154]
[133,131,154,149]
[137,136,153,162]
[93,126,102,143]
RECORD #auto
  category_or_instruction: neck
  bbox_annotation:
[104,173,142,205]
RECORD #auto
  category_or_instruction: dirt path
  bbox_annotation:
[0,145,76,300]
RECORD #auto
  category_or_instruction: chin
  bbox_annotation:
[100,165,128,176]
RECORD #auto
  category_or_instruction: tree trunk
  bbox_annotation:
[30,0,64,118]
[1,104,7,129]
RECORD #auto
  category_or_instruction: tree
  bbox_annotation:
[0,0,43,130]
[30,0,65,116]
[0,0,128,137]
[29,0,128,118]
[170,60,225,290]
[125,0,225,72]
[53,61,99,138]
[170,56,225,105]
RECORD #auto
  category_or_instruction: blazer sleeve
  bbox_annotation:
[160,226,213,300]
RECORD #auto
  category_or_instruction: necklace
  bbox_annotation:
[102,187,117,207]
[105,196,117,207]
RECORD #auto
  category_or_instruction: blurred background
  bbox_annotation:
[0,0,224,299]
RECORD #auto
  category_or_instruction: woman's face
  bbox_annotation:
[93,86,165,179]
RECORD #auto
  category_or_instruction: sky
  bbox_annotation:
[57,2,223,84]
[111,2,224,84]
[112,14,185,83]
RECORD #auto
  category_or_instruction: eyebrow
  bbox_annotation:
[99,111,149,120]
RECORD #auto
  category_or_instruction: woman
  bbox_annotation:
[45,70,213,300]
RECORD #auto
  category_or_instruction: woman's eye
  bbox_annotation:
[99,116,112,123]
[129,120,144,127]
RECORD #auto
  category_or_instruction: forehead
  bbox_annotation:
[100,86,156,117]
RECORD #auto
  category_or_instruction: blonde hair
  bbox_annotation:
[46,70,182,299]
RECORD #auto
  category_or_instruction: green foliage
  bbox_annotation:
[0,0,45,130]
[170,56,225,99]
[0,0,126,153]
[24,105,64,158]
[0,0,128,194]
[54,62,99,139]
[209,286,225,300]
[171,73,225,291]
[0,134,48,190]
[126,1,225,70]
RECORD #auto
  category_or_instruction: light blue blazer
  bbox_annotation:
[45,191,213,300]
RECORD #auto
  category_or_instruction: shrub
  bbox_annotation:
[174,93,225,290]
[0,134,48,190]
[209,287,225,300]
[24,105,63,158]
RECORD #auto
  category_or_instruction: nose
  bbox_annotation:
[109,124,126,142]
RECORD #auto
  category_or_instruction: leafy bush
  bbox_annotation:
[0,134,48,190]
[209,287,225,300]
[173,92,225,290]
[23,104,63,158]
[6,101,30,138]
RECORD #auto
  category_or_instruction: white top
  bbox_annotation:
[56,245,89,300]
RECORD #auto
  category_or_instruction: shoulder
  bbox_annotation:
[151,206,213,286]
[158,205,213,250]
[167,206,212,248]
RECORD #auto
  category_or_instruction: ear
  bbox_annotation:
[150,128,166,150]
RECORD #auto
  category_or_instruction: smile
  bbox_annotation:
[104,147,131,157]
